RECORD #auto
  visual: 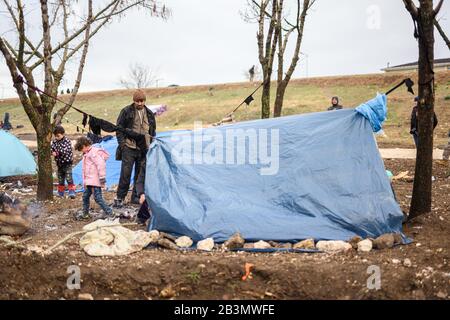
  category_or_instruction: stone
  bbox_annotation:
[316,241,352,252]
[403,258,412,268]
[293,239,315,250]
[279,243,293,249]
[436,291,447,299]
[373,234,395,249]
[197,238,214,251]
[160,286,176,299]
[392,259,401,264]
[157,238,178,250]
[148,230,160,243]
[253,240,272,249]
[175,236,193,248]
[349,236,363,249]
[160,232,177,242]
[223,233,245,250]
[357,239,373,252]
[268,241,279,247]
[243,243,255,249]
[393,233,403,245]
[78,293,94,300]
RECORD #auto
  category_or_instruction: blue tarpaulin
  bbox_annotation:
[355,93,387,133]
[0,130,36,177]
[73,137,133,189]
[145,95,404,243]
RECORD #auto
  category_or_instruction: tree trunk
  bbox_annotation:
[274,81,288,117]
[36,116,54,201]
[261,77,271,119]
[409,1,435,219]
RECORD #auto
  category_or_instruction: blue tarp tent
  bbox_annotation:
[145,94,405,243]
[72,131,190,189]
[73,137,131,189]
[0,130,36,177]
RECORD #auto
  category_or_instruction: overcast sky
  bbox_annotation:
[0,0,449,98]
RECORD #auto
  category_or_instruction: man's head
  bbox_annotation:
[133,89,146,109]
[414,96,419,107]
[331,96,339,106]
[75,136,92,154]
[53,125,65,140]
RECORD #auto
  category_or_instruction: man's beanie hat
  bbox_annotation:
[133,89,146,102]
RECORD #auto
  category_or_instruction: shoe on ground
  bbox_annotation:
[94,212,115,221]
[75,211,91,221]
[57,191,65,198]
[68,190,76,199]
[113,198,124,208]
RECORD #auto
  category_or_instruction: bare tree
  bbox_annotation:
[243,0,314,118]
[434,18,450,50]
[402,0,444,219]
[119,62,159,89]
[274,0,315,117]
[0,0,169,200]
[243,0,280,119]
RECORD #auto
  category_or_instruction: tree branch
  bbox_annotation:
[433,0,444,17]
[402,0,418,18]
[40,0,54,97]
[54,0,93,125]
[434,18,450,50]
[0,37,39,127]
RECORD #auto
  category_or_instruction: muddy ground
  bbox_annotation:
[0,159,449,300]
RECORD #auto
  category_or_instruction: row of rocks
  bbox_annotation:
[149,230,403,253]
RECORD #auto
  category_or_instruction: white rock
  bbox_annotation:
[253,240,272,249]
[403,258,412,267]
[392,259,401,264]
[316,240,352,252]
[197,238,214,251]
[357,239,373,252]
[175,236,193,248]
[293,239,315,250]
[78,293,94,300]
[148,230,160,243]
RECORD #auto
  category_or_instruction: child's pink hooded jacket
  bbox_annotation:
[82,146,110,187]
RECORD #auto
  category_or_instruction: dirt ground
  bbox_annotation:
[0,159,449,300]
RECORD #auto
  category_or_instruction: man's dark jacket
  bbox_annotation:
[115,104,156,160]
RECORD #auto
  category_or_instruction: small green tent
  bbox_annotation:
[0,130,36,177]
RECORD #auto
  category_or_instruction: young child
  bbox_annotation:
[74,137,113,220]
[51,125,75,199]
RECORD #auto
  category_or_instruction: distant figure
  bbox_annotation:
[249,65,255,82]
[327,96,343,111]
[2,113,12,130]
[410,96,438,148]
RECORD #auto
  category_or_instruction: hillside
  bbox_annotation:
[1,72,449,148]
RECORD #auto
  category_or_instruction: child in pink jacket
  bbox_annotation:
[75,137,113,220]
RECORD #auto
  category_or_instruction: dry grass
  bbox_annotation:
[1,71,449,147]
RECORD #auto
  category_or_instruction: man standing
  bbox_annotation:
[327,96,343,111]
[114,90,156,207]
[410,96,438,148]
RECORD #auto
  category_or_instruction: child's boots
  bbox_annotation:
[68,184,76,199]
[57,185,65,197]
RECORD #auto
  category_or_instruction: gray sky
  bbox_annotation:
[0,0,449,99]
